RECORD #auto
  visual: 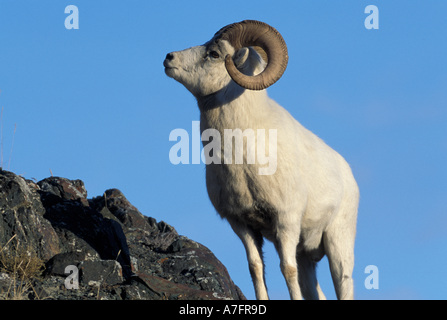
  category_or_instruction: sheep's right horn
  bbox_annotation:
[215,20,288,91]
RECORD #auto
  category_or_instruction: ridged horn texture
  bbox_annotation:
[215,20,288,91]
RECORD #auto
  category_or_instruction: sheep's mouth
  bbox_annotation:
[164,57,178,76]
[164,66,177,78]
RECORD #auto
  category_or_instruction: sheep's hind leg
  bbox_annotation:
[324,229,355,300]
[297,251,326,300]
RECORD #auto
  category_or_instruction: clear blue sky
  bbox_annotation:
[1,1,446,300]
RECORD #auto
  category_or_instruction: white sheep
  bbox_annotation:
[164,20,359,300]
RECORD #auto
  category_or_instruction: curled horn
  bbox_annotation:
[215,20,288,91]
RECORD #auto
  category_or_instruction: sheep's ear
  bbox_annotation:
[233,47,250,68]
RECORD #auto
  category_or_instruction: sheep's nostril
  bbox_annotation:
[165,53,174,61]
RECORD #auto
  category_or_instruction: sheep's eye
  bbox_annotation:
[209,51,220,59]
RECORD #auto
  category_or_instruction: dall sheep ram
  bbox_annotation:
[164,20,359,300]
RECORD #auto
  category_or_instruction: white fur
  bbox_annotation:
[164,35,359,300]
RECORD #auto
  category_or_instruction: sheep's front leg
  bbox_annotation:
[275,229,302,300]
[228,219,269,300]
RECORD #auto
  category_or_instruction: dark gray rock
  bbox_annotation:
[0,170,60,261]
[0,169,245,300]
[78,259,123,286]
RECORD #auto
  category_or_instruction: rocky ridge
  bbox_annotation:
[0,170,245,300]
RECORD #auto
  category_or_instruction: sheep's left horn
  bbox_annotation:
[215,20,288,91]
